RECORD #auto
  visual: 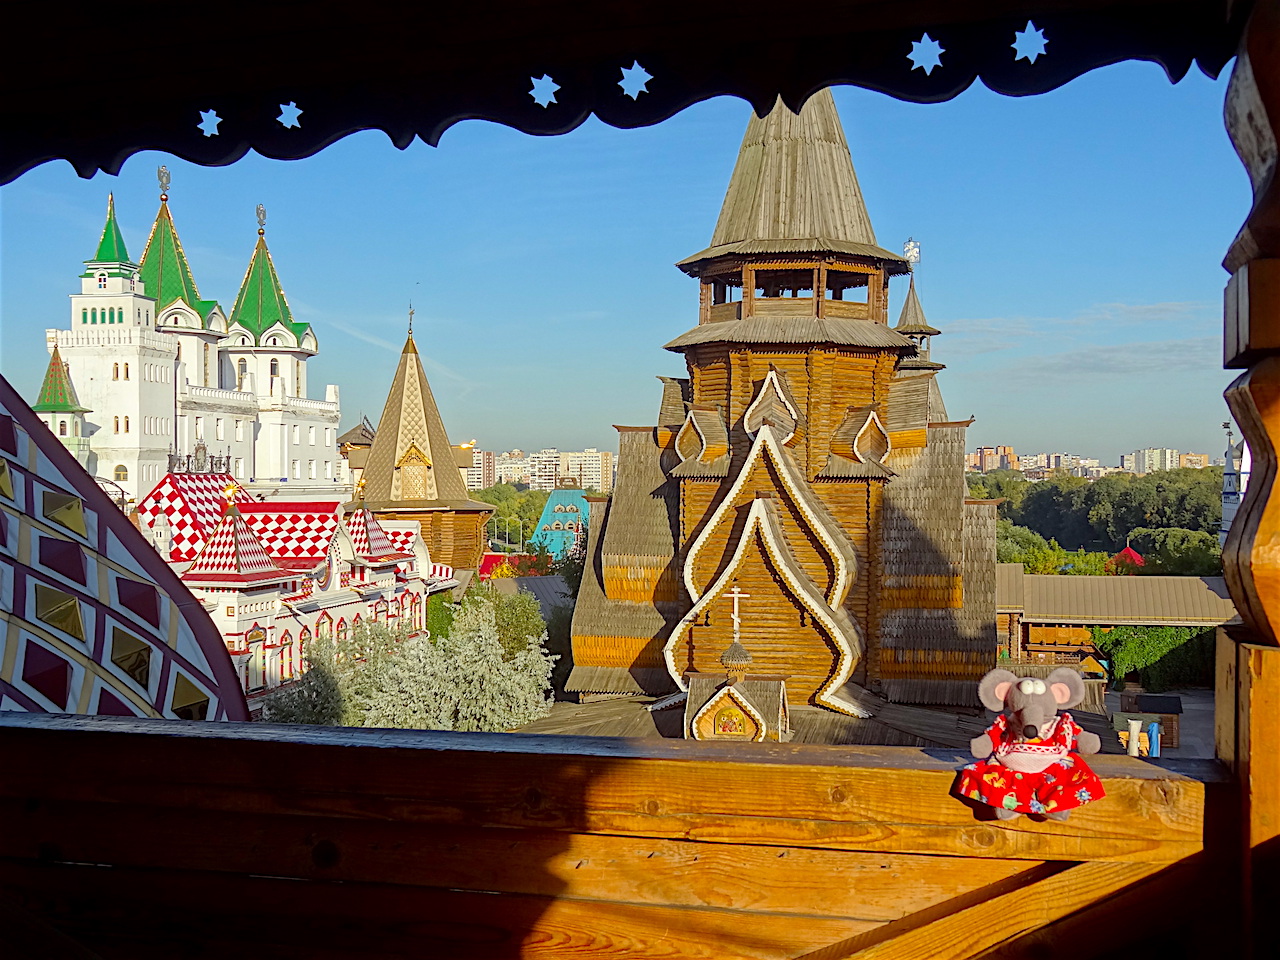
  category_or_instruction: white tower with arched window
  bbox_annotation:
[53,195,174,499]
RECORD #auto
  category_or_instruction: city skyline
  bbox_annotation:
[1,62,1244,461]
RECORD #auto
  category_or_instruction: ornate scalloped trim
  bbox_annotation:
[682,423,853,608]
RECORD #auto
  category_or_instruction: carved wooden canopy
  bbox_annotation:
[2,0,1246,185]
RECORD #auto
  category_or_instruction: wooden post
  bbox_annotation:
[1219,6,1280,955]
[742,264,755,317]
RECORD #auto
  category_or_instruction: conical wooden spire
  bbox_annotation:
[894,275,941,335]
[360,334,473,508]
[678,89,907,271]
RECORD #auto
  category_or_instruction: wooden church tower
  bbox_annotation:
[569,90,996,712]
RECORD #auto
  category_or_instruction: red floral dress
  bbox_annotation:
[954,713,1105,815]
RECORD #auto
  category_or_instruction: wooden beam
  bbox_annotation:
[0,715,1207,864]
[967,856,1206,960]
[0,858,876,960]
[797,860,1168,960]
[0,797,1043,924]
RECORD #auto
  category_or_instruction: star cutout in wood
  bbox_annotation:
[198,110,222,137]
[907,33,944,75]
[619,61,652,99]
[1013,21,1048,63]
[277,101,303,128]
[529,75,560,107]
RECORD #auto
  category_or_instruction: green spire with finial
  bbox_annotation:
[92,193,130,263]
[228,205,311,343]
[137,168,221,322]
[32,346,90,413]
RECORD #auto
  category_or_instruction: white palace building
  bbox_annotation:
[40,176,343,505]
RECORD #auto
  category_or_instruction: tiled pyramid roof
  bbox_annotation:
[139,198,220,321]
[182,503,293,586]
[359,334,490,513]
[229,233,311,343]
[32,346,90,414]
[92,193,130,263]
[136,473,253,561]
[345,507,412,564]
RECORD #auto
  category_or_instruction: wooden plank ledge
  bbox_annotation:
[0,715,1209,863]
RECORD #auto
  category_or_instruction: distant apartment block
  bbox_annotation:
[1130,447,1180,475]
[559,448,615,492]
[1180,452,1210,469]
[967,445,1019,472]
[528,448,561,491]
[1020,452,1049,471]
[496,450,530,485]
[465,448,497,490]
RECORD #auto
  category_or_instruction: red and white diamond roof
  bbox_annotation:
[239,501,340,571]
[182,505,294,586]
[346,507,412,564]
[136,473,252,561]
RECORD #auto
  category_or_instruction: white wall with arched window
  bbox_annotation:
[114,464,128,482]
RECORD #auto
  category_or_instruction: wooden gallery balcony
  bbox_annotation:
[0,710,1231,960]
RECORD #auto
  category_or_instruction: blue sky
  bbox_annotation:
[0,60,1248,464]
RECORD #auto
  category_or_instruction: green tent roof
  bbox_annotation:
[91,194,130,263]
[32,346,90,413]
[139,200,218,322]
[229,234,310,343]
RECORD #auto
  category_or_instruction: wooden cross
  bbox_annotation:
[726,585,749,643]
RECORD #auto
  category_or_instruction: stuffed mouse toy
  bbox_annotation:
[956,667,1105,820]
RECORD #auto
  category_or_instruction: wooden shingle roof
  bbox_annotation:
[678,89,908,272]
[664,316,914,352]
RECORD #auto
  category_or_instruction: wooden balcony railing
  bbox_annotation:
[0,711,1230,960]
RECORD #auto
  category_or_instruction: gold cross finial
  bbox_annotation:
[222,484,238,505]
[408,302,414,336]
[356,477,368,501]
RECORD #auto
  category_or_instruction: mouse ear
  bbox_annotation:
[978,669,1019,711]
[1046,667,1085,707]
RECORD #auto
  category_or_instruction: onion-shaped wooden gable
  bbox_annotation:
[743,367,806,446]
[820,405,894,479]
[667,494,865,715]
[671,406,730,478]
[683,423,855,608]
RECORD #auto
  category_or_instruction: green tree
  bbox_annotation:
[1012,468,1223,552]
[996,519,1048,563]
[1128,526,1223,576]
[967,469,1029,520]
[363,596,555,731]
[996,519,1111,574]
